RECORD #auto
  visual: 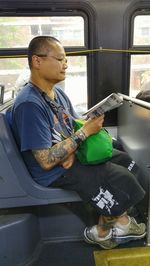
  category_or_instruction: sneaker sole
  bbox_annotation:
[113,231,146,244]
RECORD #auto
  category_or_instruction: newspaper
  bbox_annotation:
[82,93,123,118]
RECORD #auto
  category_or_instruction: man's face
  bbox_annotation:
[33,41,68,84]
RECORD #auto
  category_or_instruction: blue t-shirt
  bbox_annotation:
[11,83,78,186]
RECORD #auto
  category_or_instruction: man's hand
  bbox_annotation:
[61,153,75,169]
[32,138,77,171]
[82,114,105,137]
[32,115,104,171]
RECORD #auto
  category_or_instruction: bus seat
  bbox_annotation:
[118,99,150,245]
[0,112,81,209]
[118,100,150,166]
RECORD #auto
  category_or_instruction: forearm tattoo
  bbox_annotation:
[32,138,77,169]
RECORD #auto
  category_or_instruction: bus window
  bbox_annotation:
[133,15,150,46]
[129,15,150,97]
[0,15,88,114]
[0,16,84,48]
[130,55,150,97]
[59,56,87,115]
[0,58,27,104]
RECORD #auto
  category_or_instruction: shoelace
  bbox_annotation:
[112,217,142,237]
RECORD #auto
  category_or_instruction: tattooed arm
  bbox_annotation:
[32,115,105,171]
[32,137,77,171]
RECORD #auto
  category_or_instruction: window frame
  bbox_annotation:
[129,10,150,97]
[0,11,88,57]
[122,6,150,96]
[0,4,96,111]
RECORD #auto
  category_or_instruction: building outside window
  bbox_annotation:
[0,16,87,115]
[129,15,150,97]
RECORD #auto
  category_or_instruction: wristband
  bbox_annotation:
[76,129,87,141]
[70,129,87,146]
[70,134,82,146]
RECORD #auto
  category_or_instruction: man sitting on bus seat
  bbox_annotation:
[11,36,147,250]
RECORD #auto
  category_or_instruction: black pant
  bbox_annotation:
[51,149,147,216]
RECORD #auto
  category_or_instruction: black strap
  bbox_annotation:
[29,82,73,138]
[42,92,72,137]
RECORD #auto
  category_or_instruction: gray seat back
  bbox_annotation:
[118,99,150,166]
[0,112,80,208]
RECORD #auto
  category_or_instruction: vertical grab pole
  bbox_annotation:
[146,169,150,246]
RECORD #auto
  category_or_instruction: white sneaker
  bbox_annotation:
[84,225,118,249]
[112,216,146,244]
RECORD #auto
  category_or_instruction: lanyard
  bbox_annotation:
[29,82,73,138]
[42,92,73,138]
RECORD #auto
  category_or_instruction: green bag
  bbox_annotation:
[74,119,113,165]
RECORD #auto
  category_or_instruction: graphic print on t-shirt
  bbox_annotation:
[51,114,73,144]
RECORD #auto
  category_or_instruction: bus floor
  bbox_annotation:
[30,237,146,266]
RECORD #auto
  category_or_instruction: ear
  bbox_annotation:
[32,55,41,69]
